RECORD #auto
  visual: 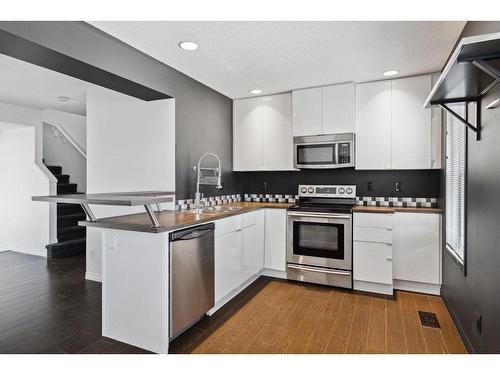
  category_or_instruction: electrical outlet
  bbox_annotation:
[367,181,374,191]
[395,181,402,192]
[90,249,95,259]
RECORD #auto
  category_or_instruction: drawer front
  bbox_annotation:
[215,215,242,237]
[354,240,392,258]
[353,253,393,284]
[241,211,256,228]
[353,226,393,244]
[354,213,393,229]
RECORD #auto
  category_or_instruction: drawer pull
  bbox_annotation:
[386,256,393,261]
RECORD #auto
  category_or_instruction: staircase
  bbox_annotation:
[44,163,86,259]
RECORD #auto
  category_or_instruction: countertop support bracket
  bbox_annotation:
[144,204,161,228]
[81,203,98,222]
[440,102,481,141]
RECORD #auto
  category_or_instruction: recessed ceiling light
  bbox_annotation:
[57,96,70,102]
[249,89,262,95]
[382,70,399,77]
[178,41,199,51]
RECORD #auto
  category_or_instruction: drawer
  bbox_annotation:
[354,240,392,258]
[354,213,393,229]
[353,253,393,284]
[353,226,393,244]
[215,212,256,237]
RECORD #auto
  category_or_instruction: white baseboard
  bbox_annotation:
[207,272,261,316]
[354,280,393,295]
[261,268,287,279]
[85,272,102,282]
[394,279,441,296]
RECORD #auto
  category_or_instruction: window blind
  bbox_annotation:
[446,105,466,263]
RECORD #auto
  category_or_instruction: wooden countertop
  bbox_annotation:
[79,202,292,233]
[353,206,443,214]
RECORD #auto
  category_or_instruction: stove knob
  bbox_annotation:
[338,188,345,194]
[346,187,353,195]
[308,187,314,193]
[300,187,307,193]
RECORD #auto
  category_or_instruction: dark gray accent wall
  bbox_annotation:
[441,21,500,353]
[0,21,237,200]
[239,169,441,197]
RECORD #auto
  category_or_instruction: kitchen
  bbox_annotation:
[2,2,500,372]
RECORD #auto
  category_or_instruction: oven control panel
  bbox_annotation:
[298,184,356,198]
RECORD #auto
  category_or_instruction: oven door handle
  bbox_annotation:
[287,212,351,220]
[287,264,351,276]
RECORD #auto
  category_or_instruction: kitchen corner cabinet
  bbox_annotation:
[292,83,355,137]
[393,212,441,288]
[355,74,440,170]
[233,93,294,171]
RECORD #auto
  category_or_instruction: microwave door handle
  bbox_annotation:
[334,143,339,164]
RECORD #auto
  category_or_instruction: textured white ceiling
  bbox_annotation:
[0,54,91,115]
[89,21,465,99]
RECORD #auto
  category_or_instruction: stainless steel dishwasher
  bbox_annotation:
[169,222,215,338]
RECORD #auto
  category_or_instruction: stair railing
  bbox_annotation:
[43,121,87,159]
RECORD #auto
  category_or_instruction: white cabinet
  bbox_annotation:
[355,80,392,169]
[292,83,355,137]
[292,87,322,136]
[353,212,394,295]
[355,74,439,170]
[233,97,263,171]
[391,76,433,169]
[214,211,265,303]
[264,209,287,272]
[233,93,293,171]
[393,212,441,290]
[262,94,294,170]
[322,83,355,134]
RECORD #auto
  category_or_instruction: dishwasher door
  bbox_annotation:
[169,222,215,338]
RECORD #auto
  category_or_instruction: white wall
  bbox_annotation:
[85,86,175,281]
[0,126,50,255]
[42,109,87,192]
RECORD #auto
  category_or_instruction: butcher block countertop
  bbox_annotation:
[353,206,443,214]
[79,202,292,233]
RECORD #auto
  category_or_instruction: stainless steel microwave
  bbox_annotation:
[293,133,355,169]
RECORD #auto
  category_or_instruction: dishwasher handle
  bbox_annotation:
[169,222,215,242]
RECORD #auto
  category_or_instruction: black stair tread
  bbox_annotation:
[46,165,63,174]
[57,183,77,188]
[57,225,85,233]
[58,212,86,220]
[54,174,70,182]
[46,238,85,249]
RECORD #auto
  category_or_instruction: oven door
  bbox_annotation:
[287,211,352,270]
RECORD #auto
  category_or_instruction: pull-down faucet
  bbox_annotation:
[193,152,223,213]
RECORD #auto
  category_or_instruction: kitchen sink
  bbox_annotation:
[189,206,243,215]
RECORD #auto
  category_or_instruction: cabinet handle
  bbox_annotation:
[386,256,393,261]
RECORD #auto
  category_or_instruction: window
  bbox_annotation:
[445,105,466,265]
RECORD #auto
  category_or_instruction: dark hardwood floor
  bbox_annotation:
[0,251,150,354]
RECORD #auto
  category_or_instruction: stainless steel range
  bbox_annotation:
[287,184,356,289]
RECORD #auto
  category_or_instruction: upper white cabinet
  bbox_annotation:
[233,97,263,171]
[391,76,433,169]
[233,93,294,171]
[322,83,356,134]
[292,83,355,137]
[355,74,440,170]
[291,87,322,136]
[355,80,392,170]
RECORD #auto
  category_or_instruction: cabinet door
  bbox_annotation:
[322,83,355,134]
[292,87,322,136]
[393,212,441,284]
[262,93,294,170]
[233,97,262,171]
[264,209,287,272]
[214,231,241,302]
[391,75,433,169]
[355,80,392,169]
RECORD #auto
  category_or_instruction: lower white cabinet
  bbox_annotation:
[264,209,287,272]
[214,211,266,303]
[393,212,441,294]
[353,211,442,296]
[353,213,394,295]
